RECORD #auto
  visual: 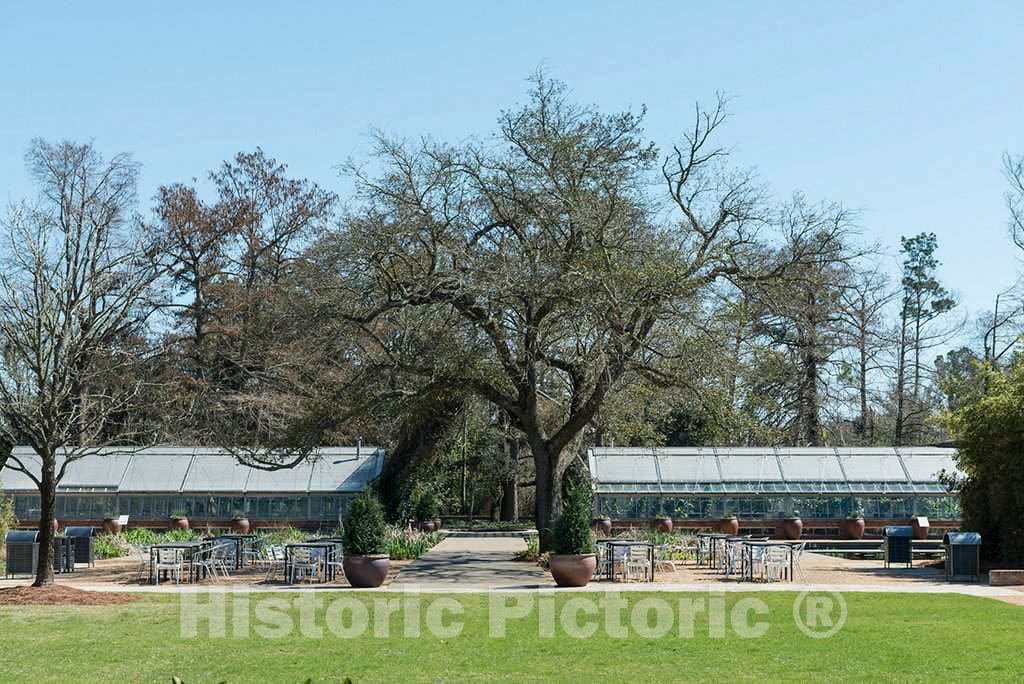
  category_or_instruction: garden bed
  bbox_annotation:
[0,585,141,606]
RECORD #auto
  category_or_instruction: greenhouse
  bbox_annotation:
[0,445,383,527]
[588,446,961,529]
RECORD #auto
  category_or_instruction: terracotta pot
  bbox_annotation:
[418,520,436,532]
[170,517,190,531]
[593,517,612,536]
[50,519,60,534]
[780,517,803,540]
[102,518,122,535]
[655,518,673,534]
[719,517,740,535]
[433,518,442,531]
[844,517,865,540]
[343,554,391,588]
[549,553,597,587]
[231,518,251,534]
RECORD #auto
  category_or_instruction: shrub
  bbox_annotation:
[256,527,308,547]
[414,491,440,521]
[123,528,160,547]
[552,480,593,555]
[343,491,387,555]
[946,359,1024,563]
[384,525,443,560]
[513,535,541,563]
[0,488,16,572]
[94,534,131,559]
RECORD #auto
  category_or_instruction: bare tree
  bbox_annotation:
[1004,152,1024,253]
[0,140,158,586]
[836,267,897,443]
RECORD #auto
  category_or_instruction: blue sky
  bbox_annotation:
[2,2,1022,330]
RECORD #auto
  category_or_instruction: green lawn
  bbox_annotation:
[0,591,1021,682]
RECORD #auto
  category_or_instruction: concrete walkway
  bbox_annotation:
[390,536,553,590]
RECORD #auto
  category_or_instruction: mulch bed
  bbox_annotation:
[0,585,141,606]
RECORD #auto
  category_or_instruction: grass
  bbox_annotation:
[0,592,1021,681]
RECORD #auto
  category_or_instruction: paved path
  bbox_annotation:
[390,536,553,590]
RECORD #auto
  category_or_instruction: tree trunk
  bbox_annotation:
[894,307,909,446]
[499,435,518,522]
[858,343,868,441]
[531,441,566,551]
[33,459,56,587]
[797,336,822,446]
[500,475,518,522]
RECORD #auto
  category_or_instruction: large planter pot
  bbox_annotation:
[343,554,391,588]
[170,517,190,531]
[433,518,442,532]
[593,517,612,536]
[418,520,437,532]
[102,518,122,535]
[655,518,673,534]
[780,517,803,540]
[719,517,740,535]
[844,517,865,540]
[231,518,251,534]
[549,553,597,588]
[50,519,60,534]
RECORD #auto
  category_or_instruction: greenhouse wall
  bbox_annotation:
[594,494,960,521]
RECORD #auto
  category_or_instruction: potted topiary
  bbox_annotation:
[592,515,612,536]
[654,514,673,534]
[342,491,390,588]
[415,491,440,532]
[780,510,802,540]
[169,512,190,530]
[844,509,865,539]
[720,511,740,535]
[101,513,121,535]
[548,480,596,587]
[231,512,251,534]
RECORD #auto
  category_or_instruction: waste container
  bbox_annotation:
[51,536,76,573]
[884,526,914,568]
[4,530,39,577]
[943,531,981,582]
[64,527,96,567]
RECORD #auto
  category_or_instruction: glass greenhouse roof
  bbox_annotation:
[588,446,960,495]
[0,446,384,494]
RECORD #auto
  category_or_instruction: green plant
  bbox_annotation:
[552,480,593,555]
[343,491,387,555]
[847,509,865,519]
[513,535,541,563]
[256,527,308,547]
[232,512,248,520]
[0,488,17,573]
[123,528,160,546]
[93,534,131,559]
[169,511,187,520]
[722,511,738,519]
[384,525,443,560]
[414,490,440,521]
[786,510,801,519]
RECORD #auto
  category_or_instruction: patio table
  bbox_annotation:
[149,541,214,584]
[218,534,258,569]
[697,533,730,568]
[602,540,655,582]
[741,540,795,582]
[284,541,338,584]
